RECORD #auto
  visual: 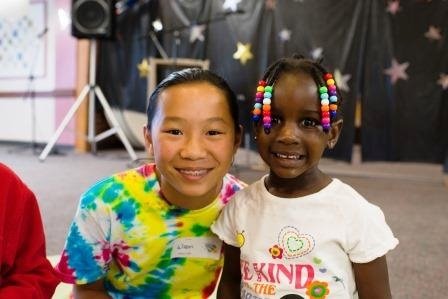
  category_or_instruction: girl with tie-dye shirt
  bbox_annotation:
[56,68,246,299]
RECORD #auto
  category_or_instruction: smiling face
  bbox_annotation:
[255,72,342,196]
[144,82,241,209]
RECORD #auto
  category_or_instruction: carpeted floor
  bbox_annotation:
[1,143,447,298]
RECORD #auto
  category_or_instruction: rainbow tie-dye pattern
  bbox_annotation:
[56,164,245,298]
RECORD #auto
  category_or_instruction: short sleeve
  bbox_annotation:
[55,184,112,284]
[211,196,240,247]
[346,201,399,263]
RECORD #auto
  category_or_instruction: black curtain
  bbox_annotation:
[361,0,448,162]
[97,0,448,164]
[97,0,159,114]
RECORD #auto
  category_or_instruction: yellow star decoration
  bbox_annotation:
[233,42,253,65]
[137,58,150,78]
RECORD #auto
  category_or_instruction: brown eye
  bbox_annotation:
[271,117,281,126]
[167,129,183,135]
[207,130,223,136]
[301,118,319,128]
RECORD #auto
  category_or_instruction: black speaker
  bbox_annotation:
[71,0,115,39]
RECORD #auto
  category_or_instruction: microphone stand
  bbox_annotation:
[144,10,243,60]
[9,27,49,155]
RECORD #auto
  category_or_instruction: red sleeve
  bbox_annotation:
[0,164,60,298]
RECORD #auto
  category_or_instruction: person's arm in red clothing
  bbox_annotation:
[0,165,60,298]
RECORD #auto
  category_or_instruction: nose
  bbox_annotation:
[179,135,207,160]
[277,121,300,144]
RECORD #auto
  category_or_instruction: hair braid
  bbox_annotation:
[252,54,342,133]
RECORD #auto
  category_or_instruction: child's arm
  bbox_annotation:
[0,190,60,299]
[73,278,111,299]
[353,255,392,299]
[216,244,241,299]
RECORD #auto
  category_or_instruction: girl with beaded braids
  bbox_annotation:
[212,55,398,299]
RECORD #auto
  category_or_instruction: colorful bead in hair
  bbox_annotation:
[319,73,338,132]
[252,80,273,134]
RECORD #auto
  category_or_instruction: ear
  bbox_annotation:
[327,119,343,149]
[233,125,244,153]
[143,126,154,157]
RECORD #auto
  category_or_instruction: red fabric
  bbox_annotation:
[0,163,60,298]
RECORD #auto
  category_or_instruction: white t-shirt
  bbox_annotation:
[212,176,398,299]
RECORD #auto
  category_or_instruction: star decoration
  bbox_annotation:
[265,0,277,10]
[222,0,241,12]
[311,47,323,60]
[233,42,253,65]
[384,58,410,84]
[333,69,351,92]
[424,25,442,41]
[137,58,150,78]
[190,24,206,43]
[437,73,448,90]
[279,29,291,41]
[386,1,400,15]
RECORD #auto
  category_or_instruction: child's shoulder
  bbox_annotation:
[329,178,368,201]
[224,175,264,205]
[0,163,27,189]
[82,163,157,198]
[219,173,247,205]
[223,173,247,189]
[329,178,384,215]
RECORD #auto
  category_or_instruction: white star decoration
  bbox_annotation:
[424,25,442,41]
[310,47,323,60]
[387,1,400,15]
[437,73,448,90]
[384,59,410,84]
[333,69,351,92]
[279,29,291,41]
[222,0,241,12]
[190,25,205,43]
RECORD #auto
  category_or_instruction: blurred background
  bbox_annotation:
[0,0,447,163]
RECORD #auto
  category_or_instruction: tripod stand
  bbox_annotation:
[39,40,137,162]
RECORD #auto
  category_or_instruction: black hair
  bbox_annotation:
[146,68,240,133]
[260,54,343,121]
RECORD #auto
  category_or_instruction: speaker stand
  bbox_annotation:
[39,40,137,162]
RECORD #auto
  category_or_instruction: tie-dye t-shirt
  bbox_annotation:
[56,163,245,299]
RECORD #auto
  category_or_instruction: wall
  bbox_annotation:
[0,0,77,145]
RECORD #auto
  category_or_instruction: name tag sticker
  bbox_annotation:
[171,236,222,260]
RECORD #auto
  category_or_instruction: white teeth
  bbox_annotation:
[179,169,207,176]
[275,153,301,159]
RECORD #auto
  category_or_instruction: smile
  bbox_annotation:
[177,168,210,176]
[273,152,305,160]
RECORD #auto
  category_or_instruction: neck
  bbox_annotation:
[265,168,331,198]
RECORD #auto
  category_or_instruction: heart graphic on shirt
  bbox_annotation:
[278,226,315,258]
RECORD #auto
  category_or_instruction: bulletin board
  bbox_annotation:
[0,0,55,92]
